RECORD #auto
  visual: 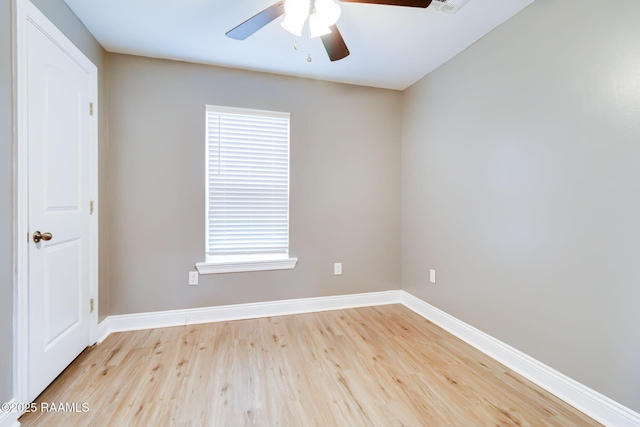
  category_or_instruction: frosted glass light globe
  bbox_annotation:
[309,12,332,38]
[281,0,310,36]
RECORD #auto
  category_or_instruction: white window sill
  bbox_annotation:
[196,257,298,274]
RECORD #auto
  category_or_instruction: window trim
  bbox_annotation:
[196,256,298,275]
[198,105,296,275]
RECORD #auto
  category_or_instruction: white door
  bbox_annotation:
[25,12,95,401]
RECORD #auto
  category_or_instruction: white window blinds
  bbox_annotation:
[205,105,291,259]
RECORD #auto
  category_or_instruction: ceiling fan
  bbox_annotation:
[226,0,433,62]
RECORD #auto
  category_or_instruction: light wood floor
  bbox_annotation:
[20,305,600,426]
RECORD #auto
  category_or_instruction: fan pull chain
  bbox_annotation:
[291,27,314,62]
[306,25,312,62]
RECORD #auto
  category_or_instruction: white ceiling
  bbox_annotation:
[63,0,534,90]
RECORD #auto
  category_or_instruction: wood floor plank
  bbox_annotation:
[19,305,600,426]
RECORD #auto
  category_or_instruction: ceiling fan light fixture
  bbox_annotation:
[308,13,332,38]
[281,0,340,38]
[281,15,305,37]
[281,0,310,36]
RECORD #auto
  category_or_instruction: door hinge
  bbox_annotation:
[90,298,95,313]
[89,200,94,215]
[89,102,94,116]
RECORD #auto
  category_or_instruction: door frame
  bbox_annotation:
[12,0,99,405]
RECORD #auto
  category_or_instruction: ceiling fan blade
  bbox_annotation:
[338,0,432,7]
[321,25,350,62]
[226,1,286,40]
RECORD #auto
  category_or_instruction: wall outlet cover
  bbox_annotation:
[334,263,342,275]
[188,271,199,285]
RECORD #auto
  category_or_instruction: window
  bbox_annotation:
[196,105,297,274]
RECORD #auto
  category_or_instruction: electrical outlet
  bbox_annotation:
[334,262,342,275]
[429,269,436,284]
[188,271,199,286]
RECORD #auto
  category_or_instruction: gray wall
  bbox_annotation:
[402,0,640,412]
[0,0,13,406]
[0,0,108,404]
[106,54,402,314]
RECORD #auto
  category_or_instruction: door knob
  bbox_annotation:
[33,231,53,243]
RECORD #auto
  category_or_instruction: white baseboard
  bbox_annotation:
[400,291,640,427]
[97,290,401,343]
[96,317,111,344]
[0,399,22,427]
[94,289,639,427]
